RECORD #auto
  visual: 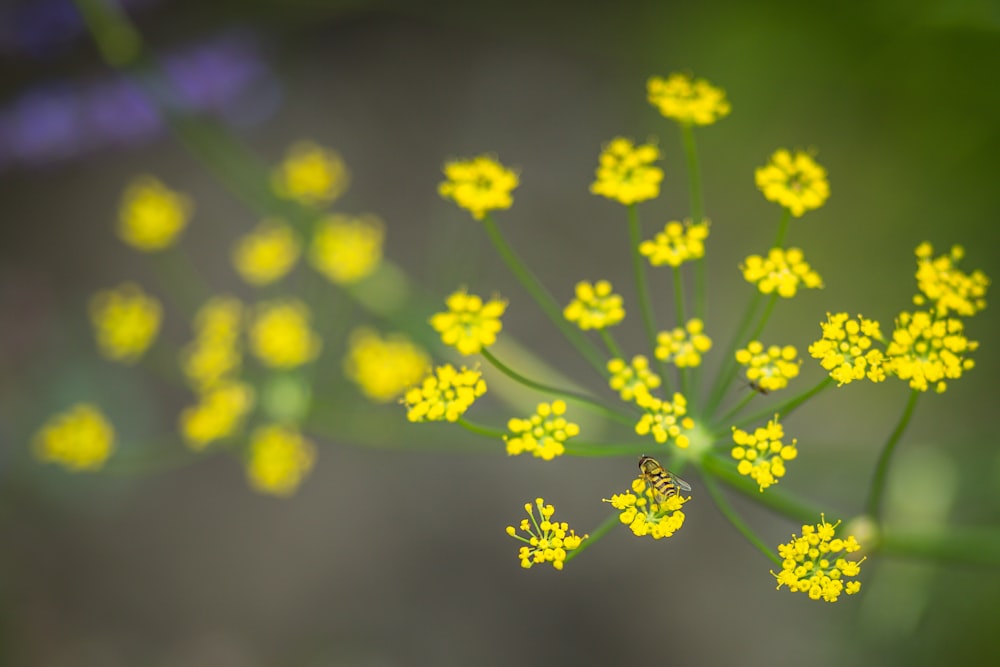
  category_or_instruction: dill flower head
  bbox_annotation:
[647,73,731,126]
[438,155,519,220]
[117,175,193,251]
[245,424,316,497]
[271,141,349,206]
[808,313,886,386]
[343,327,431,403]
[755,148,830,218]
[429,288,507,356]
[604,476,689,540]
[506,498,587,570]
[563,280,625,331]
[885,310,978,393]
[232,218,301,286]
[89,282,162,364]
[504,400,580,461]
[33,403,115,472]
[913,242,989,317]
[309,213,385,285]
[589,137,663,206]
[731,415,797,491]
[772,515,865,603]
[402,364,487,422]
[735,341,801,392]
[179,381,255,449]
[655,318,712,368]
[607,355,662,401]
[248,299,322,369]
[741,247,823,298]
[634,390,695,449]
[639,219,709,267]
[180,296,244,390]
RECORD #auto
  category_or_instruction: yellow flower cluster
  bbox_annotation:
[742,247,823,298]
[607,355,661,401]
[429,288,506,356]
[885,311,978,393]
[755,149,830,218]
[913,243,989,317]
[772,516,865,603]
[33,403,115,472]
[506,498,587,571]
[403,364,487,422]
[343,327,430,403]
[180,296,244,390]
[604,477,688,539]
[117,176,192,251]
[232,219,301,286]
[179,381,255,449]
[248,299,322,369]
[808,313,886,386]
[639,219,709,267]
[655,318,712,368]
[647,73,731,126]
[563,280,625,331]
[271,141,349,206]
[731,416,797,491]
[438,155,519,220]
[309,214,385,285]
[89,282,162,364]
[245,423,316,496]
[735,341,801,392]
[504,401,579,461]
[634,390,695,448]
[589,137,663,206]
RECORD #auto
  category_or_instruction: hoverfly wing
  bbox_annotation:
[671,473,692,493]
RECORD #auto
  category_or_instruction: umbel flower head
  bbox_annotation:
[89,282,162,364]
[604,468,689,540]
[731,415,797,491]
[403,364,487,422]
[504,400,580,461]
[885,310,978,393]
[563,280,625,331]
[772,515,865,603]
[248,299,322,369]
[343,327,430,403]
[231,218,301,286]
[634,390,695,449]
[438,154,519,220]
[506,498,587,570]
[742,247,823,298]
[117,175,193,251]
[590,137,663,205]
[647,72,731,126]
[655,318,712,368]
[607,355,662,401]
[640,218,709,267]
[429,288,507,356]
[808,313,887,386]
[180,296,244,390]
[755,148,830,218]
[735,341,801,393]
[33,403,115,472]
[271,141,350,206]
[178,381,255,449]
[913,242,989,317]
[245,423,316,497]
[309,213,385,285]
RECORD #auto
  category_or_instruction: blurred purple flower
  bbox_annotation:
[85,78,161,144]
[3,84,85,165]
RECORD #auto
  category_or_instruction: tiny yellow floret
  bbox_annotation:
[735,341,801,392]
[772,514,865,603]
[603,475,689,540]
[755,149,830,217]
[590,137,663,205]
[808,313,887,386]
[507,498,587,570]
[309,213,385,285]
[246,424,316,497]
[34,403,115,472]
[429,288,507,356]
[647,73,731,126]
[634,390,695,449]
[563,280,625,330]
[232,218,301,286]
[89,282,162,364]
[731,415,797,491]
[248,299,322,369]
[742,247,823,298]
[885,310,978,393]
[912,242,989,317]
[118,175,192,251]
[504,400,580,461]
[639,219,709,267]
[607,355,662,401]
[655,318,712,368]
[272,141,349,206]
[343,327,431,403]
[402,364,487,422]
[438,155,518,220]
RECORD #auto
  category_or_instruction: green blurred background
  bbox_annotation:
[1,0,999,664]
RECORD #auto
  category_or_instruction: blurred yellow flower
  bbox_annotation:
[89,282,162,364]
[755,149,829,217]
[309,213,385,285]
[248,299,322,369]
[179,381,255,449]
[647,73,731,126]
[742,247,823,298]
[343,327,431,403]
[563,280,625,331]
[180,296,244,390]
[232,219,301,286]
[34,403,115,472]
[246,424,316,497]
[272,141,349,206]
[590,137,663,206]
[118,175,192,251]
[429,288,506,356]
[438,155,519,220]
[639,219,709,267]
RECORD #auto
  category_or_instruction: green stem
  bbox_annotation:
[74,0,140,66]
[562,441,651,457]
[627,204,672,392]
[879,525,1000,567]
[732,376,833,431]
[746,293,778,349]
[680,124,706,322]
[565,512,620,563]
[151,248,208,316]
[703,474,781,565]
[864,389,920,519]
[102,439,209,477]
[715,390,758,428]
[457,417,506,440]
[701,452,829,523]
[481,214,606,375]
[599,329,623,359]
[773,209,792,248]
[705,292,762,415]
[672,265,687,327]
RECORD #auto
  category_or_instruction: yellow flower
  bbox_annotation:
[33,404,115,472]
[232,219,301,286]
[506,498,587,570]
[885,311,978,393]
[731,415,797,491]
[402,364,486,422]
[772,515,865,603]
[735,341,801,392]
[604,477,688,540]
[117,176,193,251]
[634,390,695,449]
[755,149,830,217]
[590,137,663,206]
[607,355,661,401]
[438,155,519,220]
[808,313,886,386]
[913,243,989,317]
[504,401,580,461]
[742,247,823,298]
[647,73,731,126]
[248,299,322,369]
[89,282,162,364]
[343,327,431,403]
[179,381,255,449]
[655,318,712,368]
[271,141,349,206]
[639,219,709,267]
[429,288,507,356]
[563,280,625,330]
[246,424,316,497]
[180,296,244,390]
[309,213,384,285]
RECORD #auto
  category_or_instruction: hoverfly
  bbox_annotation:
[638,455,692,502]
[747,379,770,396]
